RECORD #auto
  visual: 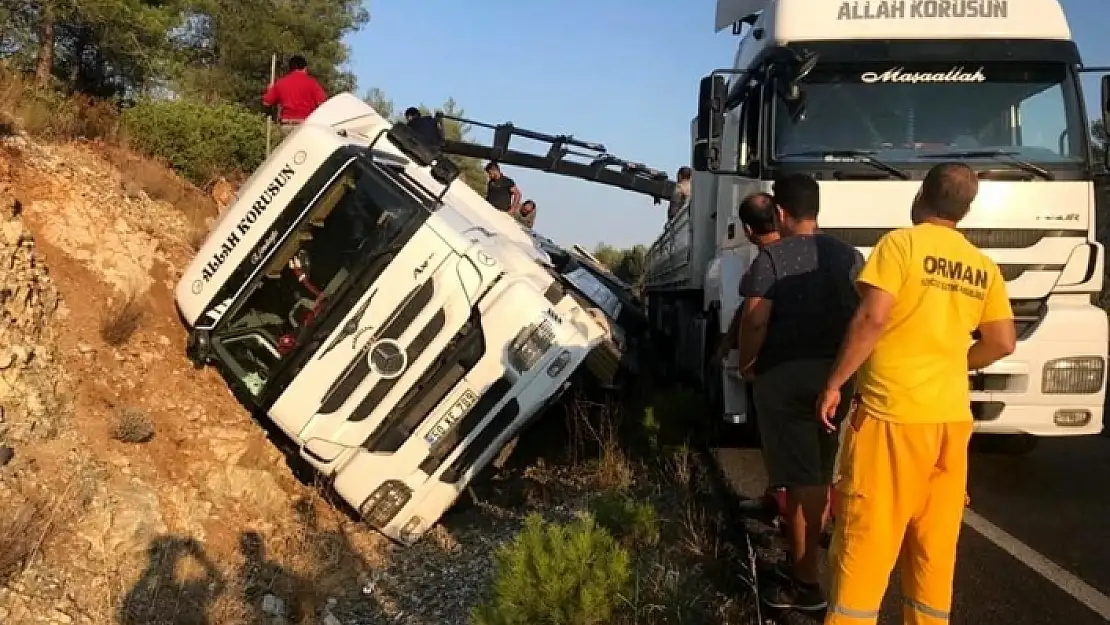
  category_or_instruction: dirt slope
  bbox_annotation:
[0,132,526,625]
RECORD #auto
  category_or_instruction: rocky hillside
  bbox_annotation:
[0,132,537,625]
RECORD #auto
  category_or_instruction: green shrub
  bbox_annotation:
[121,99,266,186]
[471,513,632,625]
[588,491,660,548]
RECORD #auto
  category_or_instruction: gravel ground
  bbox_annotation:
[330,479,591,625]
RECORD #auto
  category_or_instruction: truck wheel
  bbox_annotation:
[703,312,724,427]
[974,433,1040,456]
[737,381,761,448]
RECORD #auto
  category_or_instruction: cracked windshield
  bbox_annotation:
[214,158,428,398]
[775,62,1085,164]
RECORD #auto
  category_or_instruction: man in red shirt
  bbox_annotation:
[262,55,327,129]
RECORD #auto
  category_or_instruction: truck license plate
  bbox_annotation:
[424,389,480,447]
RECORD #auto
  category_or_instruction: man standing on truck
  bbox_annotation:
[736,173,863,611]
[817,163,1016,625]
[514,199,538,229]
[667,166,693,220]
[404,107,444,147]
[262,55,328,131]
[484,162,521,214]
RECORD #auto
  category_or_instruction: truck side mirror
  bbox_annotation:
[693,75,727,172]
[795,51,818,82]
[385,122,459,187]
[387,122,439,167]
[429,156,460,187]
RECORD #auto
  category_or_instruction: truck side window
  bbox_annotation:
[735,102,749,170]
[739,86,763,177]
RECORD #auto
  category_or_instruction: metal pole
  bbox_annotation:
[266,53,277,156]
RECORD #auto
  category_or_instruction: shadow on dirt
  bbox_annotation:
[117,495,382,625]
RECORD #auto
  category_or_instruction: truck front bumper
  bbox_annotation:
[972,297,1106,437]
[329,275,602,544]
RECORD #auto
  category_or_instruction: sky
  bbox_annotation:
[346,0,1110,251]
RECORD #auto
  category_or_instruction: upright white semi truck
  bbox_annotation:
[174,94,670,544]
[644,0,1110,451]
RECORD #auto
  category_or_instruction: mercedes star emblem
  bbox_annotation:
[369,339,407,379]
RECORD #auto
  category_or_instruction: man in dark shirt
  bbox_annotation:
[484,162,521,213]
[262,55,328,126]
[717,192,784,540]
[715,191,780,363]
[736,173,863,612]
[404,107,444,148]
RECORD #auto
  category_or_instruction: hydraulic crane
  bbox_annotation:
[434,113,678,203]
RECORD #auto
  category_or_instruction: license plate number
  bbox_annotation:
[424,389,479,447]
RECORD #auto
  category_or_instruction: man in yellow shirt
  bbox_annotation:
[817,162,1017,625]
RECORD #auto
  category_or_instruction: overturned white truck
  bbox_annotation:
[174,94,672,544]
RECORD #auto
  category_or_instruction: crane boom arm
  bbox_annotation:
[434,113,678,203]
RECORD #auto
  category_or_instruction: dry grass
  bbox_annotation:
[0,500,42,584]
[0,69,120,143]
[0,67,220,244]
[619,556,711,625]
[0,482,87,586]
[664,444,694,491]
[188,225,211,251]
[564,394,637,492]
[594,424,635,491]
[101,145,216,215]
[100,289,145,346]
[111,408,156,444]
[101,144,220,251]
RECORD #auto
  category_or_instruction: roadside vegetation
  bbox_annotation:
[465,380,760,625]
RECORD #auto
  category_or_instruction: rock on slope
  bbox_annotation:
[0,131,548,625]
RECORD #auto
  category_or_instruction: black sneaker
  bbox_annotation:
[763,560,792,584]
[761,577,827,611]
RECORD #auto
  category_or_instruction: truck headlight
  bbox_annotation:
[1041,356,1105,394]
[359,480,412,528]
[508,320,556,373]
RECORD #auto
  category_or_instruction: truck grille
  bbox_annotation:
[439,397,521,485]
[418,377,514,476]
[822,228,1084,249]
[970,298,1045,342]
[971,401,1004,421]
[363,310,486,452]
[1011,298,1047,340]
[318,280,437,416]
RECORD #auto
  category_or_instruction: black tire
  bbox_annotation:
[736,380,761,448]
[703,311,724,420]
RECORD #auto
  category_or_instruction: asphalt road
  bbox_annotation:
[711,432,1110,624]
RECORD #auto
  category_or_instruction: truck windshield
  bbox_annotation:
[211,157,428,399]
[773,62,1087,166]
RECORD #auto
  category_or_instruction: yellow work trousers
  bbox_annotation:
[825,411,974,625]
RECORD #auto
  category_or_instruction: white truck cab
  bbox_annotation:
[175,93,610,544]
[646,0,1110,447]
